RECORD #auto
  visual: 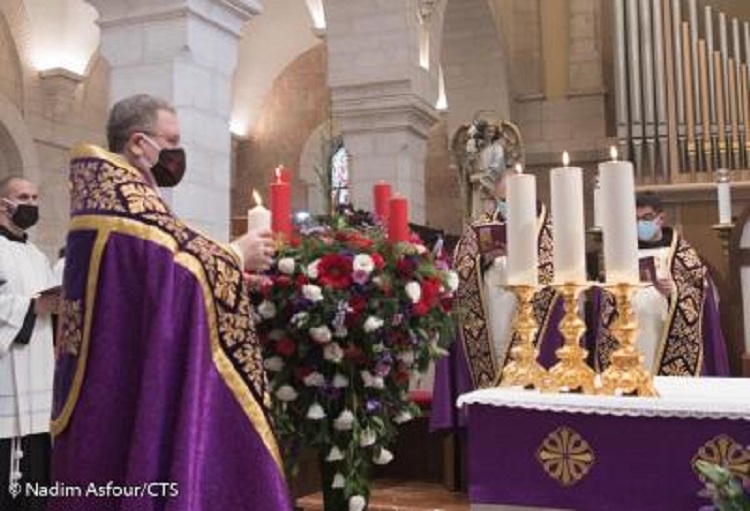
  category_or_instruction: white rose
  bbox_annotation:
[333,409,355,431]
[394,410,414,424]
[303,371,326,387]
[404,282,422,304]
[332,373,350,388]
[278,257,296,275]
[307,259,321,280]
[334,326,348,338]
[257,300,277,319]
[372,276,384,287]
[397,351,415,366]
[263,356,284,372]
[352,254,375,274]
[331,473,345,489]
[363,316,384,333]
[309,325,333,344]
[326,446,344,462]
[446,270,459,292]
[275,385,298,402]
[323,342,344,363]
[373,448,394,465]
[291,312,310,327]
[360,371,384,389]
[349,495,366,511]
[302,284,324,302]
[359,428,377,447]
[306,402,326,420]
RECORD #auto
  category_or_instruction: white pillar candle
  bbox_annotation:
[247,189,271,232]
[717,169,732,225]
[507,167,538,286]
[551,152,586,283]
[599,149,639,284]
[593,174,602,228]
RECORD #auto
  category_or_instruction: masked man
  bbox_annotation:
[593,193,729,376]
[0,176,58,511]
[50,95,291,510]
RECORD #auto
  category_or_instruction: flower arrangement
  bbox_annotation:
[251,213,457,511]
[696,460,750,511]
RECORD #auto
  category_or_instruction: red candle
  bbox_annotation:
[276,165,292,184]
[373,182,391,221]
[387,195,409,242]
[270,168,292,239]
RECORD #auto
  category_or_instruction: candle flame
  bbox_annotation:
[562,151,570,167]
[275,166,282,182]
[514,163,523,174]
[252,189,262,207]
[610,146,618,161]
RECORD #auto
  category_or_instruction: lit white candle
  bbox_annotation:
[593,173,602,228]
[717,168,732,225]
[247,189,271,232]
[551,151,586,283]
[599,147,639,283]
[507,164,538,285]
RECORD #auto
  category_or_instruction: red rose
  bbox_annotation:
[294,365,313,381]
[348,235,373,250]
[394,369,410,385]
[318,254,353,289]
[275,275,291,287]
[295,274,308,287]
[371,253,385,270]
[276,338,296,356]
[413,301,429,316]
[344,344,367,364]
[420,278,442,307]
[396,258,418,278]
[349,295,367,314]
[440,296,453,313]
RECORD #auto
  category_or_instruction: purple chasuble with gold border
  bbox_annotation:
[50,145,291,511]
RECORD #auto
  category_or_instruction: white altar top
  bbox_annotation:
[457,377,750,421]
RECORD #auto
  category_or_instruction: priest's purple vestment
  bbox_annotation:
[50,145,291,511]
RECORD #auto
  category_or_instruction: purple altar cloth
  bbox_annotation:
[463,379,750,511]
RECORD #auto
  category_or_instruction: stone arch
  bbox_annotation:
[0,92,40,182]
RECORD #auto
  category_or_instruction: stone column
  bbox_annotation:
[325,0,442,223]
[86,0,261,239]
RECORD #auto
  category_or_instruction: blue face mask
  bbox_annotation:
[637,220,660,241]
[496,200,508,220]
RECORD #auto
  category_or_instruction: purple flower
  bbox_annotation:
[352,269,370,285]
[366,399,382,413]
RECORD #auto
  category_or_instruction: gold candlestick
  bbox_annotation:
[599,282,658,397]
[499,284,548,390]
[548,283,596,394]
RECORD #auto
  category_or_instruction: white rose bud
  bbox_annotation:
[331,473,345,489]
[349,495,366,511]
[275,385,298,402]
[291,312,310,327]
[309,325,333,344]
[306,402,327,420]
[323,342,344,364]
[307,259,321,279]
[333,373,350,388]
[396,351,415,366]
[278,257,296,275]
[302,284,324,302]
[352,254,375,274]
[394,410,414,424]
[363,316,384,333]
[263,356,284,372]
[326,446,344,462]
[404,282,422,304]
[373,448,394,465]
[359,428,377,447]
[333,409,355,431]
[303,371,326,387]
[257,300,277,319]
[446,270,459,292]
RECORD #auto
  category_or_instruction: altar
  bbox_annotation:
[458,377,750,511]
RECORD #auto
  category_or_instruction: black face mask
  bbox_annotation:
[150,148,186,188]
[9,203,39,230]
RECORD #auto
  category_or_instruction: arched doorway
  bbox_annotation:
[0,93,40,182]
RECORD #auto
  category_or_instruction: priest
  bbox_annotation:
[50,94,291,510]
[593,193,729,376]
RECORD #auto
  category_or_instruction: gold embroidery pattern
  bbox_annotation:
[537,426,595,487]
[692,435,750,484]
[454,209,557,388]
[68,151,268,407]
[656,237,705,376]
[59,299,84,357]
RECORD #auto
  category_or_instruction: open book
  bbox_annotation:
[474,222,506,260]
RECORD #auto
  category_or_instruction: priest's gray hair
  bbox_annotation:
[107,94,176,153]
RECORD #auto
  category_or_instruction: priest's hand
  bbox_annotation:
[234,229,275,272]
[655,278,674,297]
[34,292,61,315]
